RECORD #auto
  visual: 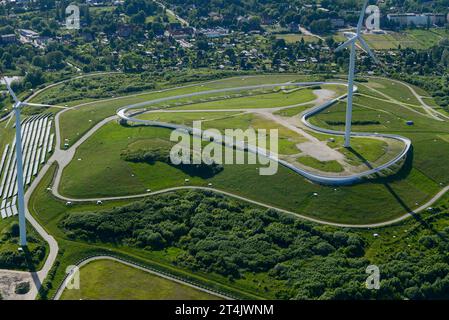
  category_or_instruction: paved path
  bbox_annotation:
[391,78,449,121]
[53,256,232,300]
[367,76,449,121]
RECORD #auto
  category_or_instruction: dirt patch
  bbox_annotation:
[296,141,345,162]
[0,270,34,300]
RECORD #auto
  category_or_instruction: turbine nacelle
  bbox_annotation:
[2,74,64,111]
[343,32,357,39]
[332,0,379,149]
[335,0,379,65]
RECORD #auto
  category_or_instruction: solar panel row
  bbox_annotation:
[0,114,54,219]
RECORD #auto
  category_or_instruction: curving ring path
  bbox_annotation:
[117,81,412,186]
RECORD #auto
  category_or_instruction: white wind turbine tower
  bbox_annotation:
[335,0,379,148]
[2,74,59,247]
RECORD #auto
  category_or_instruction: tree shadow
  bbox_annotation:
[21,246,42,294]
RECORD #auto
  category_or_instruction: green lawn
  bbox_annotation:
[60,259,221,300]
[136,111,242,125]
[363,78,421,106]
[341,29,449,50]
[58,121,436,224]
[171,88,316,111]
[296,156,344,173]
[57,74,315,148]
[274,104,315,117]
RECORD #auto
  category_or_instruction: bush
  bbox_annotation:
[121,147,224,178]
[15,282,30,295]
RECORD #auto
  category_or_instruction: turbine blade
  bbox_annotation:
[1,75,19,103]
[358,36,380,64]
[21,102,65,109]
[357,0,370,34]
[335,37,356,52]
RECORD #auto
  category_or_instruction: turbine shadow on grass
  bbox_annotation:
[22,246,42,295]
[349,146,447,240]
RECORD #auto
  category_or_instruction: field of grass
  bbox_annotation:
[274,104,315,117]
[171,88,316,111]
[57,74,316,148]
[60,259,220,300]
[202,113,308,155]
[137,111,242,125]
[296,156,344,173]
[363,78,421,106]
[311,88,449,184]
[340,29,449,50]
[56,75,449,225]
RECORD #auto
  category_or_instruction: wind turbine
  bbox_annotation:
[1,74,59,247]
[335,0,379,148]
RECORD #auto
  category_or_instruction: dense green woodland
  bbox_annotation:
[60,191,449,299]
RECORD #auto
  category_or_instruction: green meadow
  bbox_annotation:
[60,259,220,300]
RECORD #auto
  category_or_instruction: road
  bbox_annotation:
[299,26,325,41]
[154,1,189,26]
[388,78,449,121]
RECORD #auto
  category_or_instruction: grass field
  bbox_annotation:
[58,74,317,148]
[363,78,421,106]
[274,104,315,117]
[60,259,220,300]
[336,29,449,50]
[296,156,344,173]
[58,121,433,224]
[170,88,316,111]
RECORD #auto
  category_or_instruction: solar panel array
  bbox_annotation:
[0,113,54,219]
